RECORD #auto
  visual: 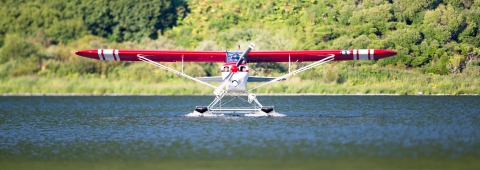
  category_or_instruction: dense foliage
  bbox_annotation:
[167,0,480,75]
[0,0,479,94]
[0,0,186,43]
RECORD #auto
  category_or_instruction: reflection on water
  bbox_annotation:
[0,96,479,169]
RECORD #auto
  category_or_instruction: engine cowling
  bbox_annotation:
[231,80,239,87]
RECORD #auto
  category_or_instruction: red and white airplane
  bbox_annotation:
[76,43,396,116]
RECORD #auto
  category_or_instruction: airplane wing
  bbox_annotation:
[196,76,285,82]
[75,49,397,62]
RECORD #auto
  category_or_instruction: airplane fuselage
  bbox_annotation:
[221,63,249,92]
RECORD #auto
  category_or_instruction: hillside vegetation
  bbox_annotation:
[0,0,479,95]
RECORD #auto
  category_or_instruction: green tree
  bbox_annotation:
[349,4,394,32]
[387,28,422,49]
[78,0,182,42]
[0,34,42,64]
[422,4,465,43]
[392,0,441,24]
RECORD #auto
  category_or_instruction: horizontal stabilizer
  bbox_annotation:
[248,76,285,82]
[196,76,285,82]
[196,76,224,82]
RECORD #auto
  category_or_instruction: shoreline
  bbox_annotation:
[1,93,478,96]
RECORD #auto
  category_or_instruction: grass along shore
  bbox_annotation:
[1,67,479,95]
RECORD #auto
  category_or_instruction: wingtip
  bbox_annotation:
[74,49,99,60]
[388,50,397,56]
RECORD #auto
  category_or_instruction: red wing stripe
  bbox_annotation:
[101,49,106,60]
[112,49,117,61]
[357,50,360,60]
[351,50,355,60]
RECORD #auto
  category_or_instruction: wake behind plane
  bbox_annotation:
[76,44,396,116]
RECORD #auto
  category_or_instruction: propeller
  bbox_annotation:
[236,43,255,67]
[214,43,255,95]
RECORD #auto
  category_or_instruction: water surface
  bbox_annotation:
[0,96,479,169]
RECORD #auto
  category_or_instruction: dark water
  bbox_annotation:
[0,96,479,169]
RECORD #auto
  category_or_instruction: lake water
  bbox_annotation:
[0,96,479,169]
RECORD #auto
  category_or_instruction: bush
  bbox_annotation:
[324,69,338,83]
[0,34,43,64]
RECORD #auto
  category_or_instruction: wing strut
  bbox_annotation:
[138,55,217,89]
[249,54,334,92]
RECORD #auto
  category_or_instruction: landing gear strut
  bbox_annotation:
[193,90,276,116]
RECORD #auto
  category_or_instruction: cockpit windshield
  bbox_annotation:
[226,51,243,63]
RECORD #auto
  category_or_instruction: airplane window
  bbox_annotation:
[223,67,229,72]
[226,52,242,63]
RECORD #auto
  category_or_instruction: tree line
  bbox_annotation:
[0,0,479,82]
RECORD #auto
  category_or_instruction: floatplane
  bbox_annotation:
[75,43,396,116]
